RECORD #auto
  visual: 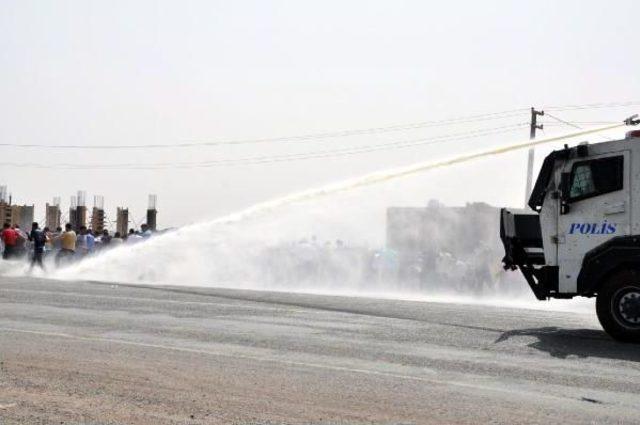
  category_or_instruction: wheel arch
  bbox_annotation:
[577,236,640,296]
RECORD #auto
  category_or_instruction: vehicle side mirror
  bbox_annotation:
[559,172,571,214]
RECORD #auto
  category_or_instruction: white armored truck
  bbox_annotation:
[501,120,640,342]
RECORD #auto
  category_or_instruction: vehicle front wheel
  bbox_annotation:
[596,270,640,343]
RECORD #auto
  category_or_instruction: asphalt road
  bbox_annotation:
[1,277,639,425]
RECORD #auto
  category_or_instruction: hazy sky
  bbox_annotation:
[1,0,639,228]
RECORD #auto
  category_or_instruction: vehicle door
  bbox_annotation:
[557,151,630,293]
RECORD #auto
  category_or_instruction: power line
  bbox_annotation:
[545,112,612,141]
[543,121,619,125]
[545,101,640,112]
[0,109,528,150]
[163,124,529,170]
[0,123,529,170]
[544,112,582,130]
[0,124,527,169]
[0,101,636,150]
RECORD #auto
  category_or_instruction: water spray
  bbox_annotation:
[52,122,625,285]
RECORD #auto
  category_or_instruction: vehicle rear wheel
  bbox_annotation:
[596,269,640,343]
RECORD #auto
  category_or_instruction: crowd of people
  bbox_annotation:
[0,218,516,296]
[0,221,154,270]
[255,236,516,296]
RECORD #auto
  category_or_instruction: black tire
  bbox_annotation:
[596,269,640,343]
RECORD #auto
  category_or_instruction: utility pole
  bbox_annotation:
[525,107,544,207]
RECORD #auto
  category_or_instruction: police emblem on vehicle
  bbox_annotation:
[569,221,617,235]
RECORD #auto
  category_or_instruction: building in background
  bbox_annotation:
[91,195,105,234]
[1,185,161,233]
[2,204,35,230]
[0,185,34,229]
[116,207,129,236]
[45,197,61,230]
[0,185,8,205]
[16,205,34,230]
[386,201,500,254]
[0,185,12,225]
[75,190,87,231]
[69,195,78,230]
[0,205,11,225]
[146,194,157,231]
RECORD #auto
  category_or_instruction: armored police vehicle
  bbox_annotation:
[501,121,640,342]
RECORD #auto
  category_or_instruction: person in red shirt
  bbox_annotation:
[1,223,18,260]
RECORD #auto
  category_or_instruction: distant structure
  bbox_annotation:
[69,191,88,231]
[69,195,78,230]
[0,185,8,205]
[385,200,505,294]
[76,190,87,231]
[116,207,129,236]
[0,186,158,234]
[0,185,12,225]
[91,195,105,233]
[15,205,34,230]
[386,201,499,254]
[0,184,34,228]
[0,204,34,230]
[45,197,62,230]
[146,194,157,231]
[0,204,10,225]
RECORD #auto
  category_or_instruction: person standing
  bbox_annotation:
[110,232,124,246]
[126,228,142,244]
[76,226,88,256]
[100,229,112,249]
[49,226,62,256]
[140,224,152,238]
[85,229,95,254]
[1,223,18,260]
[42,227,53,254]
[56,223,76,266]
[13,225,27,258]
[28,222,47,270]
